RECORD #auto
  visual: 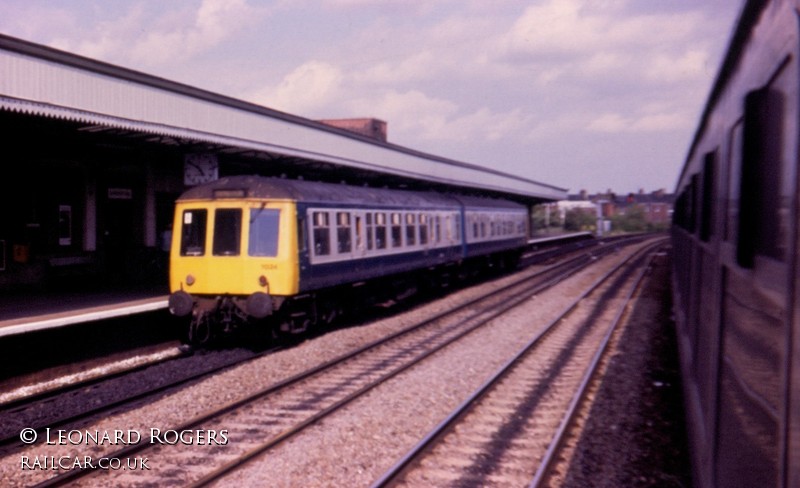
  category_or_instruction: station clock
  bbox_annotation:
[183,153,219,186]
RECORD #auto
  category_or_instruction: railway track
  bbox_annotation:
[16,238,639,487]
[372,239,666,487]
[0,346,270,449]
[0,236,608,453]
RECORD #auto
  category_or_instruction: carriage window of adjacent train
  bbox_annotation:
[337,212,352,253]
[312,211,331,256]
[405,213,416,246]
[419,214,429,244]
[249,208,280,257]
[375,213,387,249]
[366,213,374,250]
[213,209,241,256]
[435,216,442,243]
[180,209,207,256]
[391,213,402,248]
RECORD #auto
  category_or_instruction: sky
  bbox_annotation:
[1,0,741,194]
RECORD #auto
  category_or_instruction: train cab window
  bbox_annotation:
[391,213,402,248]
[738,75,792,267]
[312,211,331,256]
[213,209,241,256]
[419,214,429,245]
[337,212,352,253]
[249,208,280,257]
[405,213,416,246]
[375,213,387,249]
[180,209,207,256]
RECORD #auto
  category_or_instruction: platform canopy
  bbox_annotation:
[0,34,566,203]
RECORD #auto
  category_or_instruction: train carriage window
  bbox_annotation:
[312,211,331,256]
[375,212,387,249]
[725,122,743,241]
[738,68,793,266]
[434,215,442,243]
[700,151,716,242]
[366,213,374,250]
[180,209,207,256]
[249,208,280,257]
[336,212,352,253]
[405,213,416,246]
[419,214,429,245]
[689,175,699,235]
[391,213,402,248]
[213,209,241,256]
[354,215,363,251]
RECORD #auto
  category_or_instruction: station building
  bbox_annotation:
[0,34,566,291]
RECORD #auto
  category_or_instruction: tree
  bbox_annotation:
[564,208,596,232]
[611,205,647,232]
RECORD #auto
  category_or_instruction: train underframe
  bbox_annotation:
[178,250,521,346]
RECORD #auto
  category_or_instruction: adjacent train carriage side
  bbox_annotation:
[296,182,464,293]
[455,194,529,270]
[672,1,800,487]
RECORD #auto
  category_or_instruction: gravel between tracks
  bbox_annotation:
[0,241,690,487]
[560,251,692,488]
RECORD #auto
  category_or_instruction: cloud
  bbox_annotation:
[131,0,265,65]
[250,61,345,115]
[496,0,710,86]
[46,0,266,68]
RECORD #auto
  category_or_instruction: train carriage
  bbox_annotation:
[168,175,528,343]
[672,1,800,486]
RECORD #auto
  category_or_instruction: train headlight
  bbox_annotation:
[186,274,196,286]
[258,275,268,287]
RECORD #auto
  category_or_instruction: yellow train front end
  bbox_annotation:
[167,194,299,342]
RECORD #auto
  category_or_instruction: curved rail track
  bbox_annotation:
[14,238,647,487]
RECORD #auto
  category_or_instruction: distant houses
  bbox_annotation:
[533,188,674,235]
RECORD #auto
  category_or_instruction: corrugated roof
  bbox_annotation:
[0,34,566,201]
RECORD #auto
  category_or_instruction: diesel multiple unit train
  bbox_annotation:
[672,1,800,486]
[168,176,529,343]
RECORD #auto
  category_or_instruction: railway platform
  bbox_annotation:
[0,285,168,339]
[0,233,594,341]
